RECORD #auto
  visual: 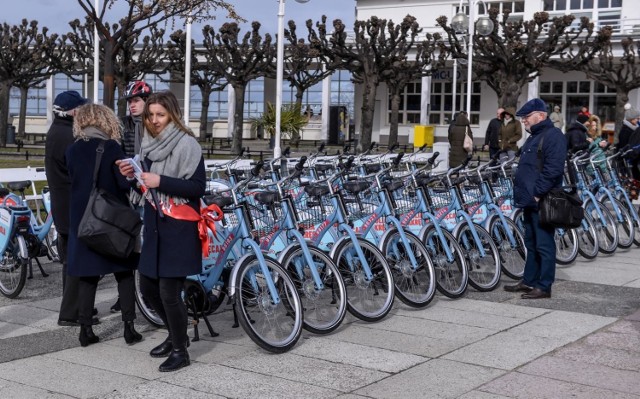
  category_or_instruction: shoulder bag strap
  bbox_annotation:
[91,140,106,189]
[536,133,545,172]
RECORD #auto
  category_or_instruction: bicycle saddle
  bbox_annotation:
[6,181,31,191]
[415,175,440,187]
[314,164,333,172]
[342,180,370,194]
[304,184,330,197]
[203,195,233,209]
[383,178,404,192]
[254,191,278,205]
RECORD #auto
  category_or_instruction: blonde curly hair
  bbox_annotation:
[72,104,122,141]
[587,114,602,139]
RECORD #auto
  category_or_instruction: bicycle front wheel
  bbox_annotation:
[555,228,578,265]
[0,235,28,298]
[381,230,436,308]
[332,238,395,322]
[585,199,618,254]
[280,244,347,334]
[616,192,640,247]
[576,214,599,260]
[600,197,634,249]
[234,255,303,353]
[421,226,468,299]
[134,271,165,327]
[487,216,526,280]
[455,222,501,292]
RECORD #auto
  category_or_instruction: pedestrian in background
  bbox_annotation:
[44,90,99,327]
[448,112,472,167]
[118,91,206,372]
[499,107,522,159]
[67,104,142,347]
[618,104,640,179]
[505,98,566,299]
[586,114,608,174]
[483,107,503,159]
[565,114,590,153]
[549,105,564,130]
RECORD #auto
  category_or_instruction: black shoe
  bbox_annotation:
[124,321,143,345]
[158,349,190,372]
[150,337,190,358]
[110,299,121,313]
[504,281,533,293]
[58,317,100,327]
[521,287,551,299]
[93,307,98,316]
[79,325,99,347]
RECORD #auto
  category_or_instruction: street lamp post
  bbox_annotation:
[274,0,310,158]
[450,1,494,118]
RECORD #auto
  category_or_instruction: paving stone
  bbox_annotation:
[0,304,60,330]
[442,331,565,370]
[553,342,640,372]
[159,362,340,398]
[481,371,639,399]
[436,298,548,319]
[606,319,640,335]
[99,380,225,399]
[582,331,640,353]
[0,377,74,398]
[457,391,512,399]
[624,308,640,322]
[519,355,640,395]
[354,359,505,398]
[0,321,45,339]
[508,310,615,341]
[0,356,145,399]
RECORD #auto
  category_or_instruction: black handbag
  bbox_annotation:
[78,141,142,259]
[539,187,584,229]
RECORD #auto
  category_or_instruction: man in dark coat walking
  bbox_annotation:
[505,98,566,299]
[565,114,589,152]
[483,107,503,159]
[44,90,96,326]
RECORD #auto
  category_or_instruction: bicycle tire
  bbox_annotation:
[616,193,640,247]
[421,226,468,299]
[584,199,618,254]
[455,221,501,292]
[0,235,28,298]
[134,271,165,327]
[332,238,395,322]
[555,228,579,265]
[280,244,347,334]
[487,216,526,280]
[381,230,436,308]
[234,255,303,353]
[576,214,599,260]
[600,197,634,249]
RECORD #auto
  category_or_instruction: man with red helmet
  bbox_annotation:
[121,80,153,157]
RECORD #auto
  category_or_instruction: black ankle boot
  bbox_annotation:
[79,325,99,347]
[123,321,143,345]
[150,337,173,358]
[158,349,190,372]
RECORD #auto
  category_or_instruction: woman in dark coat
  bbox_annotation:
[118,91,205,373]
[448,112,473,167]
[67,104,142,347]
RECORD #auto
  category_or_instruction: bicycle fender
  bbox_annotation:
[227,251,270,299]
[328,236,353,260]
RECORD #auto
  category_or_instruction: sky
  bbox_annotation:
[1,0,356,40]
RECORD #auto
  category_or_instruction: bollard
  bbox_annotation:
[25,150,29,161]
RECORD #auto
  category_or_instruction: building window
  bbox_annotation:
[387,81,422,125]
[429,78,481,126]
[330,69,355,117]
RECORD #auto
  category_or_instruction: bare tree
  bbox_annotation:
[74,0,239,108]
[307,15,423,151]
[0,20,59,146]
[437,9,611,109]
[201,22,275,154]
[166,29,227,139]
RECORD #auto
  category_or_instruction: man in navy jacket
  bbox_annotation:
[504,98,566,299]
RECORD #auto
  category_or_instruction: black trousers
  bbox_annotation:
[57,233,81,321]
[139,274,187,351]
[78,271,136,325]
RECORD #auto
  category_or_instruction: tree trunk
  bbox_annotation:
[295,87,304,109]
[498,82,522,110]
[231,84,246,155]
[102,40,115,109]
[615,88,629,143]
[0,81,12,147]
[359,78,379,152]
[388,91,401,146]
[18,87,28,137]
[200,86,212,140]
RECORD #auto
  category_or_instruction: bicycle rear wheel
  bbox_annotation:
[332,238,395,322]
[134,271,165,327]
[381,230,436,308]
[555,228,578,265]
[0,235,28,298]
[576,214,599,260]
[234,255,303,353]
[455,222,501,292]
[280,244,347,334]
[487,216,526,280]
[421,226,468,299]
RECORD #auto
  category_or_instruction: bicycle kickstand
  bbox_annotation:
[28,258,49,279]
[200,312,219,338]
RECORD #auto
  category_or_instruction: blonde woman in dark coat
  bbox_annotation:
[500,107,523,158]
[449,112,472,167]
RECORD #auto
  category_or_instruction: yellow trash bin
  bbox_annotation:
[414,125,434,149]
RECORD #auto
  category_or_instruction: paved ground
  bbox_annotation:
[0,247,639,398]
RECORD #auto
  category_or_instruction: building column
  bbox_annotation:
[420,76,432,125]
[322,68,331,142]
[227,86,235,139]
[46,76,54,125]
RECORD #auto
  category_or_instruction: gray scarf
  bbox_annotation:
[78,126,111,141]
[131,122,201,207]
[623,119,638,131]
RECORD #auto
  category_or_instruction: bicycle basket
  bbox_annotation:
[341,178,380,221]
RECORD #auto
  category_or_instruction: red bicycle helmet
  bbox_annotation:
[124,80,152,100]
